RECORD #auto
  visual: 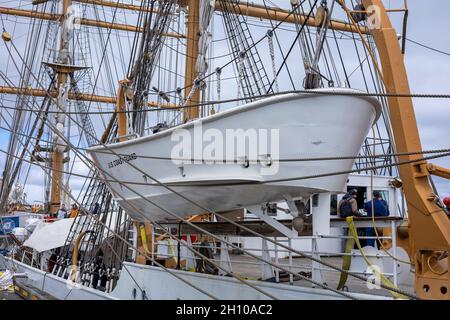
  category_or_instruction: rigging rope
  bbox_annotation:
[3,87,450,116]
[406,37,450,57]
[267,30,279,92]
[0,1,428,300]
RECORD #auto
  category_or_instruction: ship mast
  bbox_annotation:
[183,0,200,122]
[47,0,75,214]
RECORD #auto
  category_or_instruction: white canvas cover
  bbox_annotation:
[23,218,75,252]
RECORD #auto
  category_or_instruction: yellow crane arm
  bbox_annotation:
[427,164,450,181]
[361,0,450,299]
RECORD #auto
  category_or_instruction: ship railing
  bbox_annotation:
[153,216,407,292]
[152,247,397,285]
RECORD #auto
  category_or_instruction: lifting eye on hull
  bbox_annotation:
[242,157,250,168]
[178,166,186,177]
[259,154,272,167]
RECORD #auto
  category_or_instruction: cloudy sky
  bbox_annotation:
[0,0,449,205]
[395,0,450,196]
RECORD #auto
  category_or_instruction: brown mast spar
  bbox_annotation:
[183,0,201,122]
[0,86,176,108]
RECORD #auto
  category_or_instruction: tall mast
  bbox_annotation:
[183,0,200,122]
[48,0,74,213]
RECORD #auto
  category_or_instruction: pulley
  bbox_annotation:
[351,3,366,23]
[2,30,11,42]
[125,87,134,101]
[194,78,206,91]
[176,87,183,98]
[315,5,328,27]
[303,72,321,89]
[292,216,305,233]
[389,177,403,188]
[397,221,409,239]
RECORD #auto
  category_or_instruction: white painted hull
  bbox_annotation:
[0,256,387,300]
[0,256,114,300]
[88,89,380,221]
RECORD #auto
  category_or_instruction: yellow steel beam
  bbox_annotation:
[0,6,184,37]
[427,163,450,180]
[362,0,450,299]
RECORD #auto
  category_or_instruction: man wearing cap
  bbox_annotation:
[338,189,365,249]
[364,190,390,248]
[338,189,360,218]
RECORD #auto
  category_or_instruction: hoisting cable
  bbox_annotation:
[336,0,385,86]
[165,0,311,96]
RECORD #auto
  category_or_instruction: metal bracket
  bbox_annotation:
[283,194,300,218]
[247,205,298,238]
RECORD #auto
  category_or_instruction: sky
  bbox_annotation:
[395,0,450,196]
[0,0,449,204]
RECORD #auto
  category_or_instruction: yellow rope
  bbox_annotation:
[139,223,151,255]
[168,238,178,264]
[337,234,356,290]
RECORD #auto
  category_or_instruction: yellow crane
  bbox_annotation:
[360,0,450,299]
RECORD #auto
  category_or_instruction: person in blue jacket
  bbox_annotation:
[364,190,389,248]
